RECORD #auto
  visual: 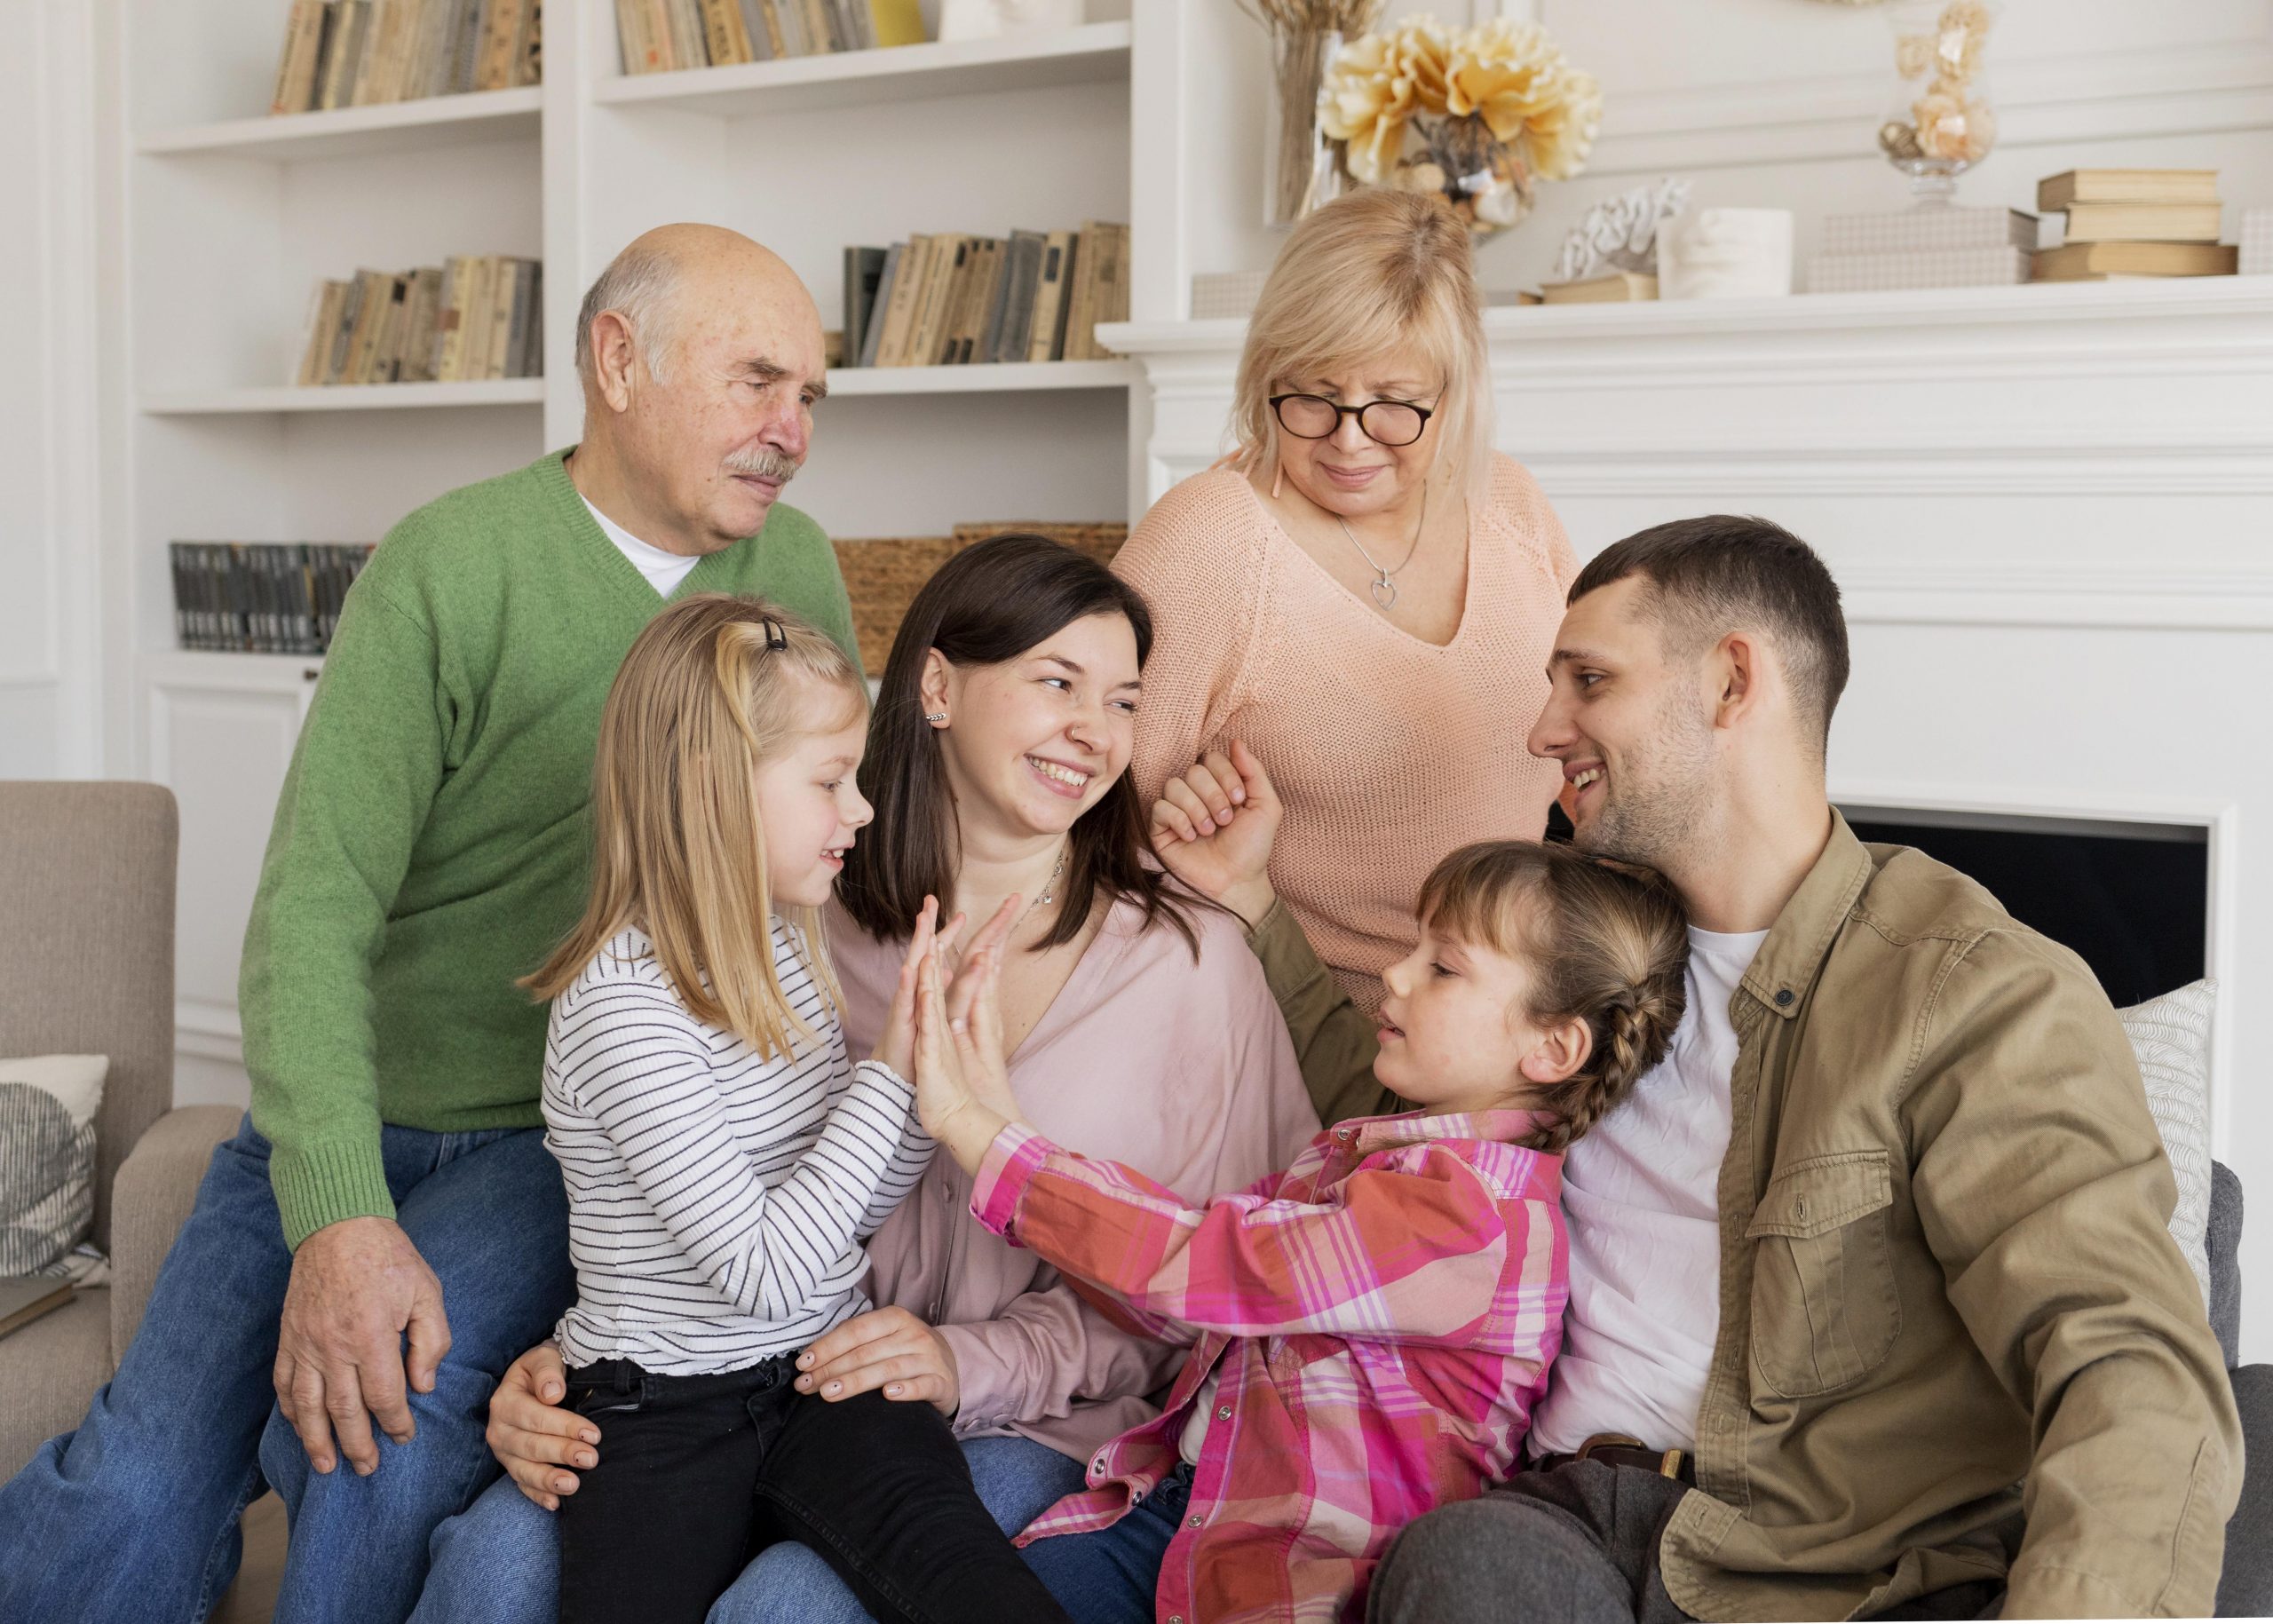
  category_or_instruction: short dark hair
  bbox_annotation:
[1569,515,1850,754]
[837,533,1206,956]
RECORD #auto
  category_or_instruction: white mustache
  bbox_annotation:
[724,448,798,483]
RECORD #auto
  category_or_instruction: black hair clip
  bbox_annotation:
[762,618,787,651]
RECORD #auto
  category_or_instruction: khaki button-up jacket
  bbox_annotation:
[1251,812,2240,1619]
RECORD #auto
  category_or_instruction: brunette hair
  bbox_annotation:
[1571,515,1850,758]
[523,595,867,1058]
[1230,187,1495,506]
[1417,841,1689,1154]
[836,533,1206,955]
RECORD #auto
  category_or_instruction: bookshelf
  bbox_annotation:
[593,20,1131,115]
[137,86,543,161]
[111,0,1138,1102]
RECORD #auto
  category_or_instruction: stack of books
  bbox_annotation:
[270,0,540,115]
[1808,208,2036,293]
[616,0,921,72]
[841,224,1129,369]
[296,257,543,386]
[1540,271,1658,305]
[2031,170,2237,282]
[170,543,377,654]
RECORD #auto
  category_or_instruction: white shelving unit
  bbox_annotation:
[114,0,1139,1100]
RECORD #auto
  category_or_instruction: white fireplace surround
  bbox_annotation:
[1102,275,2273,1357]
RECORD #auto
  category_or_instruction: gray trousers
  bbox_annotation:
[1366,1462,2004,1624]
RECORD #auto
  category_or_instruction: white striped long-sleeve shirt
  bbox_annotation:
[543,922,932,1374]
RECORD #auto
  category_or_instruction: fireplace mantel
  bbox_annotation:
[1101,277,2273,631]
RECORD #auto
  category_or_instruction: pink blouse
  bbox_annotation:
[826,895,1319,1461]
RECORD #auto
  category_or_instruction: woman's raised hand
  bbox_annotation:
[1148,741,1282,928]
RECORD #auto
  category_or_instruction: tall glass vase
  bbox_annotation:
[1266,28,1346,226]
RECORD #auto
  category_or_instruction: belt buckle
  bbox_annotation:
[1572,1431,1644,1463]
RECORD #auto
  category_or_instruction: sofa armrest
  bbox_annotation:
[2219,1362,2273,1617]
[108,1106,241,1359]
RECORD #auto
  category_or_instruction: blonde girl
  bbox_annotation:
[522,595,1068,1624]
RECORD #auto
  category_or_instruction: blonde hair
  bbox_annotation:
[1417,841,1690,1154]
[525,595,867,1059]
[1230,189,1497,506]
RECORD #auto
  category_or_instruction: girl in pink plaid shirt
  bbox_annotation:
[906,833,1689,1624]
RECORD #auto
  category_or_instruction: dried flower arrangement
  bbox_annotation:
[1318,14,1601,234]
[1234,0,1391,223]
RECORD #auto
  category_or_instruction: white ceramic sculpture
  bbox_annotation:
[1657,208,1795,300]
[1549,178,1692,284]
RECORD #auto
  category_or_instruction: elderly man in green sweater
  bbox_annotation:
[0,225,859,1624]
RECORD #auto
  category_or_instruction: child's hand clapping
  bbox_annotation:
[912,908,1024,1174]
[873,896,962,1079]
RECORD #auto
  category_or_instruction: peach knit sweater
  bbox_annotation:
[1117,454,1577,1018]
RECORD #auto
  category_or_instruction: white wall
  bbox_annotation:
[0,0,104,778]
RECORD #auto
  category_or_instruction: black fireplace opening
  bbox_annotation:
[1542,801,2208,1008]
[1841,808,2206,1010]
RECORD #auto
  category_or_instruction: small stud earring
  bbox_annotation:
[924,711,947,725]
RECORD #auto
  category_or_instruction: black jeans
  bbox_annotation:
[556,1357,1071,1624]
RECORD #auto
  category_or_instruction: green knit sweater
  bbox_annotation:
[239,448,859,1248]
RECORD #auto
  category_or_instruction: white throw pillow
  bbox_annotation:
[0,1054,108,1276]
[2117,981,2215,1306]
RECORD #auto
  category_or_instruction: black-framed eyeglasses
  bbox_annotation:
[1270,392,1437,448]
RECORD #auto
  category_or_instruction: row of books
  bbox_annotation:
[271,0,539,115]
[170,543,377,654]
[841,224,1129,369]
[616,0,919,72]
[296,257,543,387]
[1810,170,2236,293]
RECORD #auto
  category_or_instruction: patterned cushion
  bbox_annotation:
[2118,981,2214,1305]
[0,1055,107,1276]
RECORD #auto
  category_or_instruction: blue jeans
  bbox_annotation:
[1017,1462,1189,1624]
[0,1114,572,1624]
[414,1431,1090,1624]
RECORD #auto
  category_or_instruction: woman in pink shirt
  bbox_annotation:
[414,536,1319,1624]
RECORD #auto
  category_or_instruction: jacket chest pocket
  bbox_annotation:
[1744,1150,1901,1398]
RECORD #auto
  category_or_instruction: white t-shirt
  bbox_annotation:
[1529,924,1768,1456]
[582,495,701,597]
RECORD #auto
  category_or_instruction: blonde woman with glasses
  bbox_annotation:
[1121,187,1580,1020]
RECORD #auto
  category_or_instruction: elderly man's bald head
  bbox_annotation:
[574,224,810,392]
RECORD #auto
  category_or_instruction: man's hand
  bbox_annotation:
[794,1308,961,1414]
[1149,741,1282,929]
[273,1215,451,1477]
[487,1342,598,1511]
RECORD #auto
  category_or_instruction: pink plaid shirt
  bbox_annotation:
[970,1109,1568,1624]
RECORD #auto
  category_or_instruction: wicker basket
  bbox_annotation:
[833,524,1131,672]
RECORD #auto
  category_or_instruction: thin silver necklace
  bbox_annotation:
[1334,483,1429,611]
[1015,843,1070,935]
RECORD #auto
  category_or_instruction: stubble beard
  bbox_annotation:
[1571,688,1718,875]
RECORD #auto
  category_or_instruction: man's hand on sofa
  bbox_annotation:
[273,1215,451,1476]
[488,1341,597,1511]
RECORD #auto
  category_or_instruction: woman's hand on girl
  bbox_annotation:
[1149,741,1283,929]
[794,1306,962,1414]
[485,1341,596,1510]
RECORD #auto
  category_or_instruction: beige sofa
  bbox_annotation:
[0,781,240,1478]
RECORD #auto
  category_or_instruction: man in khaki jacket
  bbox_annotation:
[1147,516,2239,1620]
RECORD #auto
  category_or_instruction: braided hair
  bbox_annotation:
[1416,841,1690,1155]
